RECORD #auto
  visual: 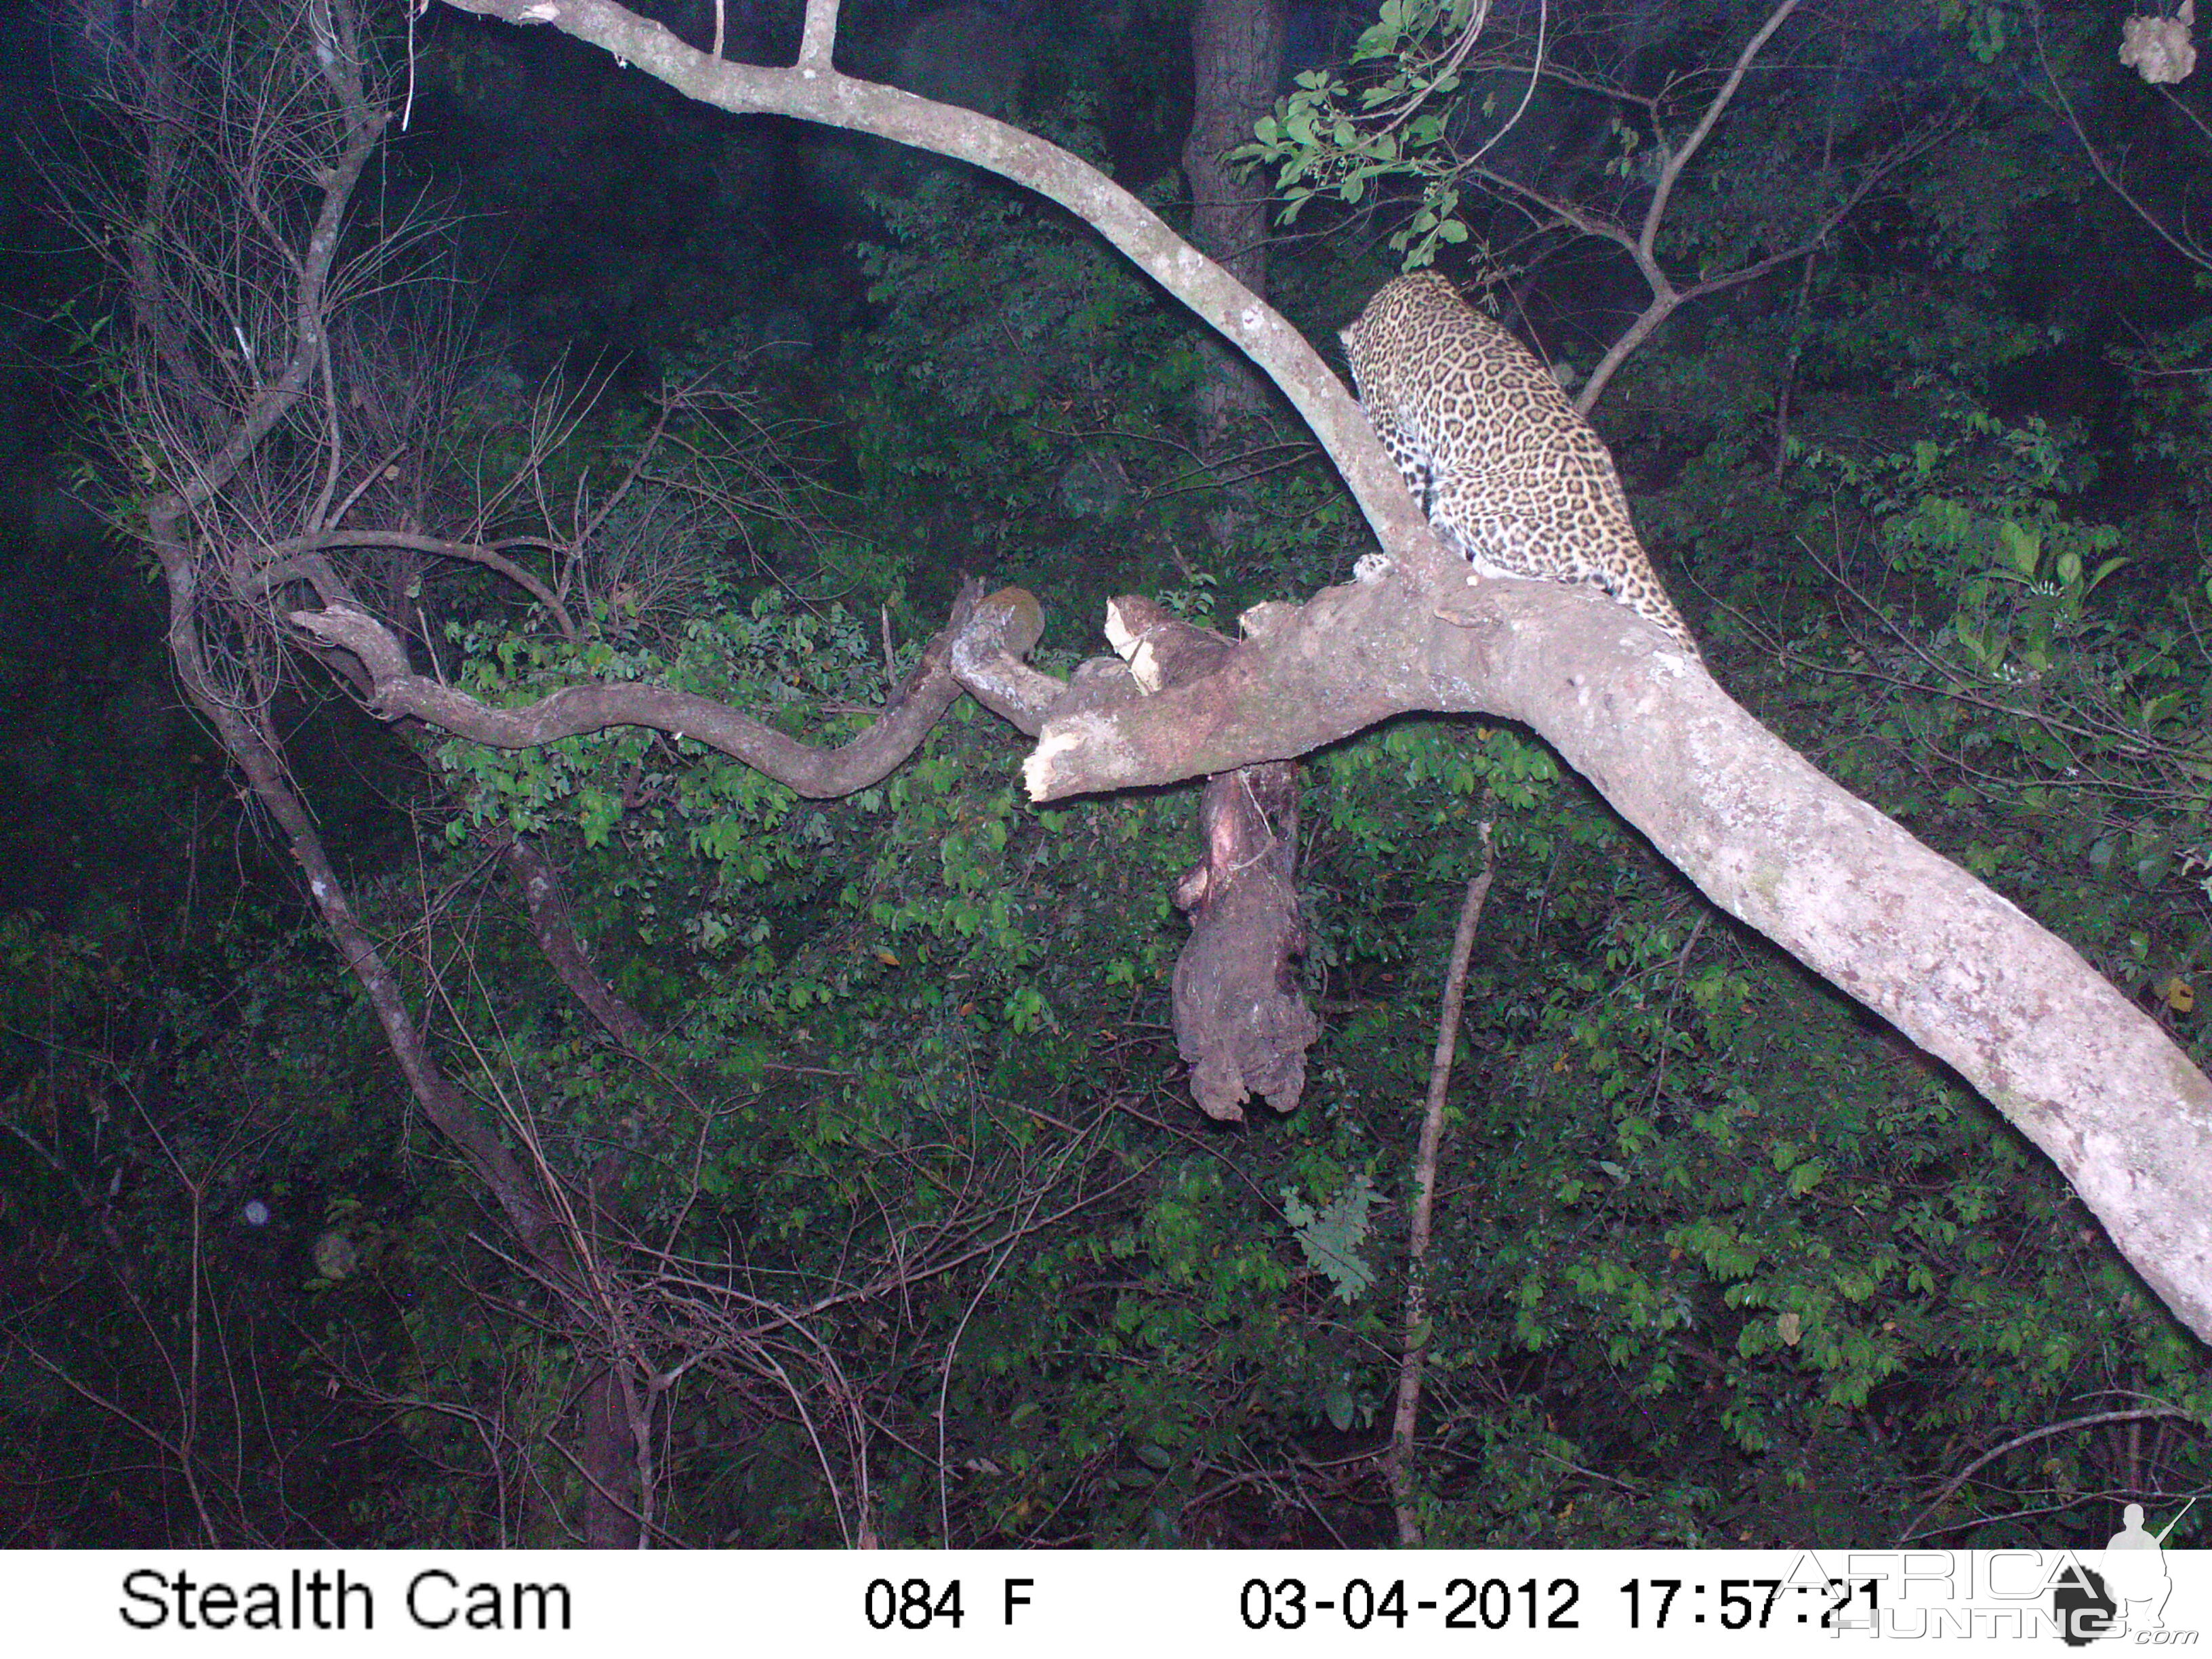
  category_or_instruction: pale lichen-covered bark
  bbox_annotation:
[1029,572,2212,1342]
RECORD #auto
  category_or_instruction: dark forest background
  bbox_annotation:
[0,0,2207,1547]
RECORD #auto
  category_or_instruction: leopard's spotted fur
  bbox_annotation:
[1340,272,1699,656]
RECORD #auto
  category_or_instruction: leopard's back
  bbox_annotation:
[1340,272,1698,656]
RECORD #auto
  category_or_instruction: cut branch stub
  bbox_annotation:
[948,586,1057,735]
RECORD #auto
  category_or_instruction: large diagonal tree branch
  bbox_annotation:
[1023,571,2212,1343]
[429,0,2212,1347]
[434,0,1456,589]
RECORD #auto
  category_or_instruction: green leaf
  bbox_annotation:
[1282,1175,1377,1302]
[1325,1381,1356,1431]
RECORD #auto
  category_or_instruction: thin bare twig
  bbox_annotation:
[1901,1406,2196,1542]
[2032,2,2212,276]
[1389,817,1495,1546]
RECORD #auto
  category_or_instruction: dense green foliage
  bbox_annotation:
[0,0,2205,1549]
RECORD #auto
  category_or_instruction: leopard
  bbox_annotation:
[1340,272,1700,658]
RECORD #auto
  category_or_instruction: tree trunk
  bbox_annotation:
[1183,0,1285,429]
